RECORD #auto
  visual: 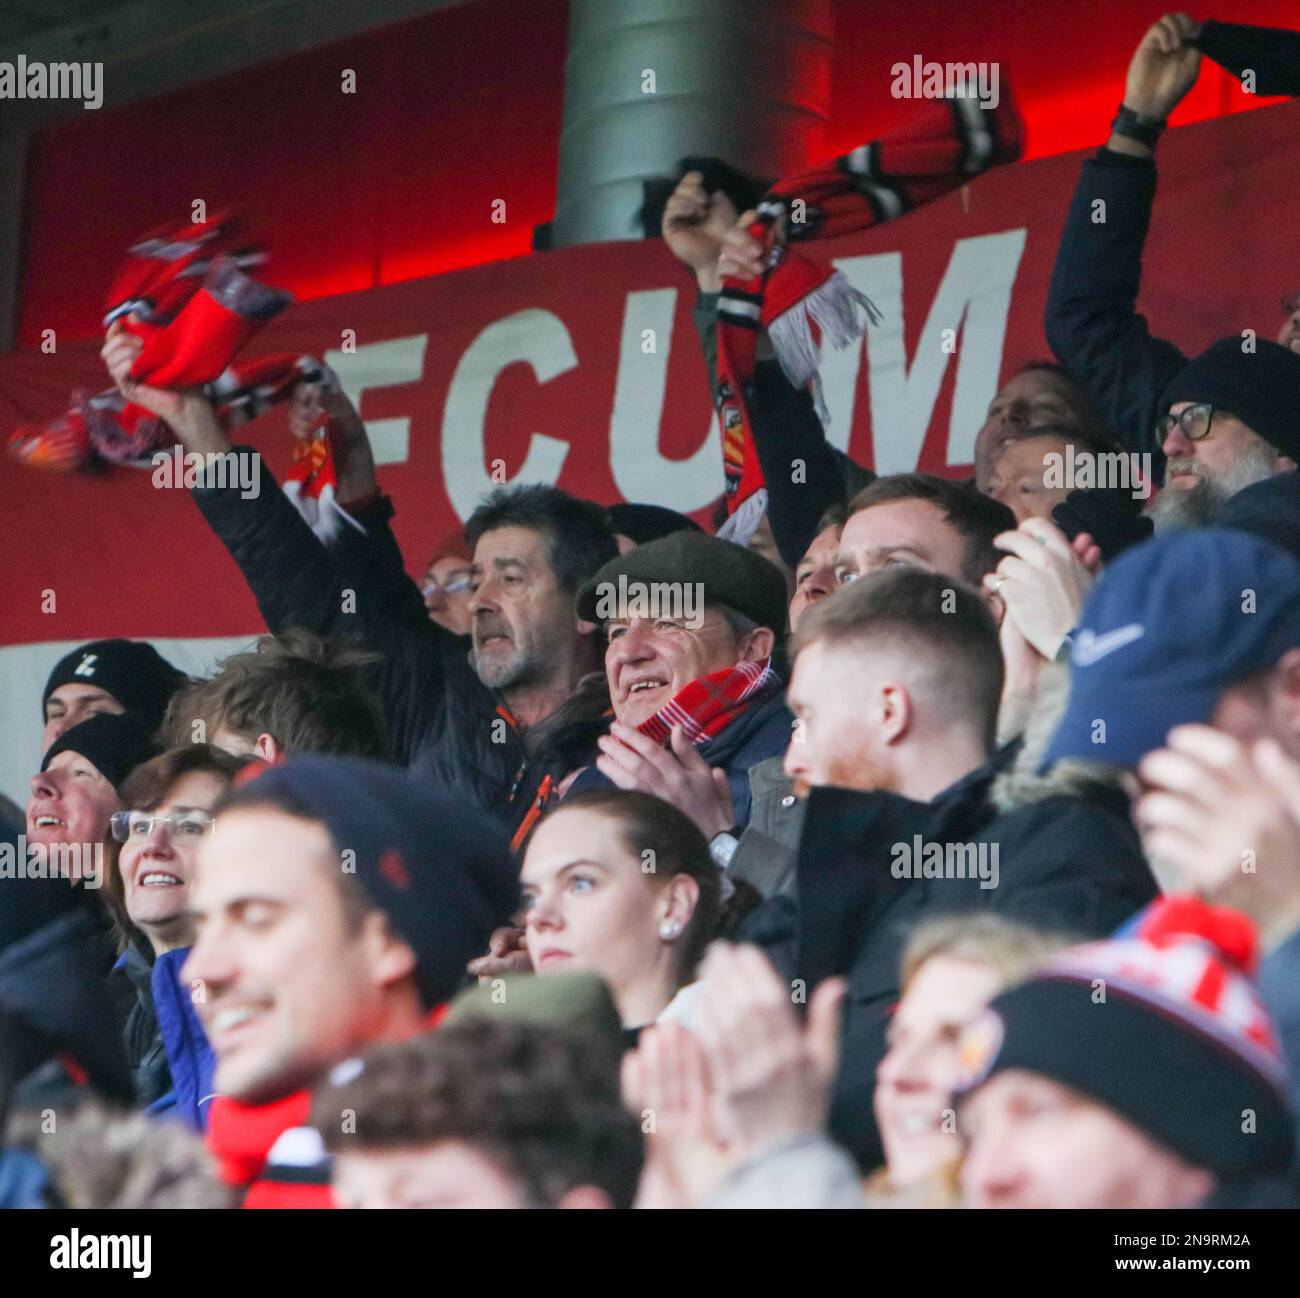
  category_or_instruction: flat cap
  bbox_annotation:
[577,530,787,633]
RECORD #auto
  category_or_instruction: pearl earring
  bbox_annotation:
[659,920,681,940]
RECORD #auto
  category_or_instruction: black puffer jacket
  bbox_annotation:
[753,739,1157,1170]
[114,942,171,1108]
[191,458,609,834]
[0,875,132,1119]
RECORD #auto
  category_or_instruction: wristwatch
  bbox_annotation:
[1111,103,1166,150]
[709,830,741,871]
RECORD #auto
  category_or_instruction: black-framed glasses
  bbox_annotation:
[1156,402,1215,443]
[110,809,215,843]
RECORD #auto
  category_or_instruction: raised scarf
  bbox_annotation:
[7,213,356,540]
[715,94,1024,542]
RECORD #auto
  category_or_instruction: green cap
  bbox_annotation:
[576,530,788,634]
[447,972,624,1057]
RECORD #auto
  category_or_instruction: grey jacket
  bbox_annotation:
[729,757,802,899]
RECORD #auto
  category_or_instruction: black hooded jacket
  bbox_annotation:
[750,738,1158,1170]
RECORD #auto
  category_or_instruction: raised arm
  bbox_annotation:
[100,323,462,763]
[1044,13,1204,459]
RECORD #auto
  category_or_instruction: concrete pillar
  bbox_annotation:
[552,0,835,247]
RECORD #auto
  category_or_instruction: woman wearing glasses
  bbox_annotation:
[420,536,474,636]
[107,745,245,1114]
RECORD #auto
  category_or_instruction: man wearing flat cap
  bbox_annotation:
[566,531,791,844]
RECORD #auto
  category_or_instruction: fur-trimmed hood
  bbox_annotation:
[990,659,1129,814]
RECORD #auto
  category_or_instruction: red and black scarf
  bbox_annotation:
[7,213,357,539]
[715,94,1024,542]
[636,657,780,748]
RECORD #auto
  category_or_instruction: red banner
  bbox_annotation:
[1,101,1295,653]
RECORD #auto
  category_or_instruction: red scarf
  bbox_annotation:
[6,211,357,539]
[207,1004,450,1208]
[715,94,1024,542]
[207,1090,334,1210]
[636,657,780,747]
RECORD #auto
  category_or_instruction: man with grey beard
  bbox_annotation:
[1046,11,1300,518]
[1146,339,1299,530]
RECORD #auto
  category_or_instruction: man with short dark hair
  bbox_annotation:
[184,755,517,1207]
[161,628,388,761]
[313,1017,643,1209]
[99,333,617,834]
[837,474,1015,591]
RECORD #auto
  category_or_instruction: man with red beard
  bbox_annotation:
[1046,12,1299,520]
[184,755,516,1207]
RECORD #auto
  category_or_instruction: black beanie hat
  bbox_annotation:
[41,713,160,792]
[1160,339,1300,461]
[42,639,188,737]
[227,757,519,1006]
[955,898,1295,1177]
[606,502,704,546]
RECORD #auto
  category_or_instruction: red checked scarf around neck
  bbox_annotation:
[715,93,1024,543]
[636,657,780,747]
[7,212,357,540]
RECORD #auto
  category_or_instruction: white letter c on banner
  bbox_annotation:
[442,308,574,521]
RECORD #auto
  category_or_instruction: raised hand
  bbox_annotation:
[985,516,1094,661]
[1137,727,1300,950]
[100,319,228,453]
[693,943,845,1155]
[661,170,738,292]
[1123,13,1203,120]
[595,721,736,841]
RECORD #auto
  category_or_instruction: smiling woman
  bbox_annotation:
[105,744,245,1108]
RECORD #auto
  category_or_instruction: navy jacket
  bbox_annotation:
[1044,147,1189,468]
[568,691,793,828]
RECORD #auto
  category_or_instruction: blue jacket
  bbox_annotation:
[147,947,217,1133]
[1258,928,1300,1148]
